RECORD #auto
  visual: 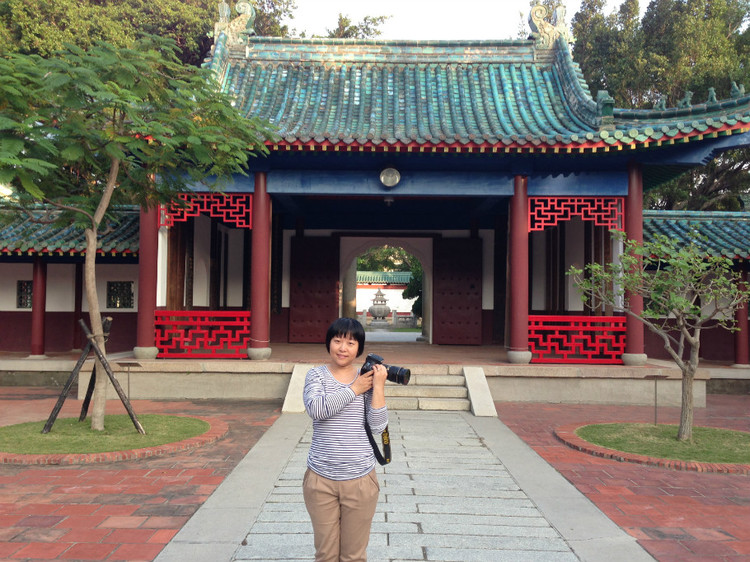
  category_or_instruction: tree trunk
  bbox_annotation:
[87,156,121,431]
[676,343,700,441]
[85,227,108,431]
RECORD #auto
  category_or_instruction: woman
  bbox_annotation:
[302,317,389,562]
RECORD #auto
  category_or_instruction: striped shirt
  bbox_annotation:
[303,364,389,481]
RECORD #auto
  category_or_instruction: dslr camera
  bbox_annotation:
[361,353,410,385]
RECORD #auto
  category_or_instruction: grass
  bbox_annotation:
[0,414,209,455]
[576,423,750,464]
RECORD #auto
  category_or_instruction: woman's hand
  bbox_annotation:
[370,364,387,409]
[350,369,374,395]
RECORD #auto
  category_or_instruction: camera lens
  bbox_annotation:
[386,366,410,385]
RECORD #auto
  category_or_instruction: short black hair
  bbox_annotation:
[325,317,366,356]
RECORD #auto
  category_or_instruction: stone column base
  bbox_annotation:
[621,353,648,366]
[247,347,272,360]
[507,350,532,364]
[133,347,158,360]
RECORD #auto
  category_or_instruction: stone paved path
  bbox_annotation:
[233,411,585,561]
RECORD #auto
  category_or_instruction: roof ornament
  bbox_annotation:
[731,81,746,98]
[596,91,615,131]
[528,2,573,49]
[676,91,693,109]
[213,0,257,46]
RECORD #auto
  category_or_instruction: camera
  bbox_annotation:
[361,353,411,385]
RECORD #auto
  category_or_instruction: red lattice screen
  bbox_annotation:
[154,310,251,358]
[160,193,253,228]
[528,315,626,364]
[528,197,624,231]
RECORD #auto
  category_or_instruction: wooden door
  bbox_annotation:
[432,238,483,345]
[288,237,340,342]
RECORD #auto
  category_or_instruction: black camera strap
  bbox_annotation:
[364,418,391,465]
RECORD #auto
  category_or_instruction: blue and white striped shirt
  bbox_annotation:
[303,364,389,481]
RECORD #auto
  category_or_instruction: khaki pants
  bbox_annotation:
[303,468,380,562]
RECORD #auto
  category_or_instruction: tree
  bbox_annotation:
[0,37,274,431]
[569,232,750,441]
[357,245,415,272]
[326,13,389,39]
[253,0,297,37]
[402,262,423,319]
[644,149,750,210]
[0,0,217,66]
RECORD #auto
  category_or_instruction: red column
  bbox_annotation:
[508,175,530,362]
[734,266,749,366]
[135,206,160,357]
[249,171,272,359]
[30,257,47,356]
[625,162,645,361]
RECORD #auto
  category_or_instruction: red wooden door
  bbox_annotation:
[432,238,483,345]
[288,237,340,343]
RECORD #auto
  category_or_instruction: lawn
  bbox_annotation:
[0,414,209,454]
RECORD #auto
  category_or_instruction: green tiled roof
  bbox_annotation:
[643,210,750,259]
[357,271,412,284]
[0,208,139,256]
[205,33,750,153]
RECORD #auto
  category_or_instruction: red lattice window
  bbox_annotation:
[528,197,624,231]
[154,310,251,358]
[528,315,626,364]
[160,193,253,229]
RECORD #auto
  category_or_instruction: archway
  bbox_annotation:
[340,237,433,343]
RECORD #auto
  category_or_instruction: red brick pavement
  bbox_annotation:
[496,395,750,562]
[0,387,280,561]
[2,387,749,561]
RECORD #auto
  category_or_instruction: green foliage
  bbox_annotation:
[0,414,210,454]
[644,149,750,210]
[0,37,274,219]
[326,13,390,39]
[571,0,750,208]
[402,263,423,318]
[0,0,216,65]
[357,245,415,271]
[253,0,297,37]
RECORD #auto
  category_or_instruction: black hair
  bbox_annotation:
[325,317,366,356]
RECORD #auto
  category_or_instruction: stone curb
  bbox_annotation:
[555,422,750,475]
[0,415,228,466]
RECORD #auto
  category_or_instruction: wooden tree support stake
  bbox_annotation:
[42,317,112,434]
[43,318,145,435]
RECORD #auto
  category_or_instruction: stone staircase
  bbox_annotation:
[384,366,470,411]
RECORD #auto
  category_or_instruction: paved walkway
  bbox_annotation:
[0,388,749,561]
[157,410,649,562]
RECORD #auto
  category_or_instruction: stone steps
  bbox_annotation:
[384,373,470,411]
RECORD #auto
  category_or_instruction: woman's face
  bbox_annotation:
[328,332,359,369]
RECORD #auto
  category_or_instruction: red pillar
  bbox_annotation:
[734,266,749,366]
[135,205,160,358]
[508,175,530,363]
[624,162,646,362]
[249,171,272,359]
[30,257,47,356]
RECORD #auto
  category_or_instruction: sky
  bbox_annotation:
[290,0,645,41]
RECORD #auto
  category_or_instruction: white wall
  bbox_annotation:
[0,262,138,312]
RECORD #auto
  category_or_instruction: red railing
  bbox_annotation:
[154,310,251,358]
[528,315,626,364]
